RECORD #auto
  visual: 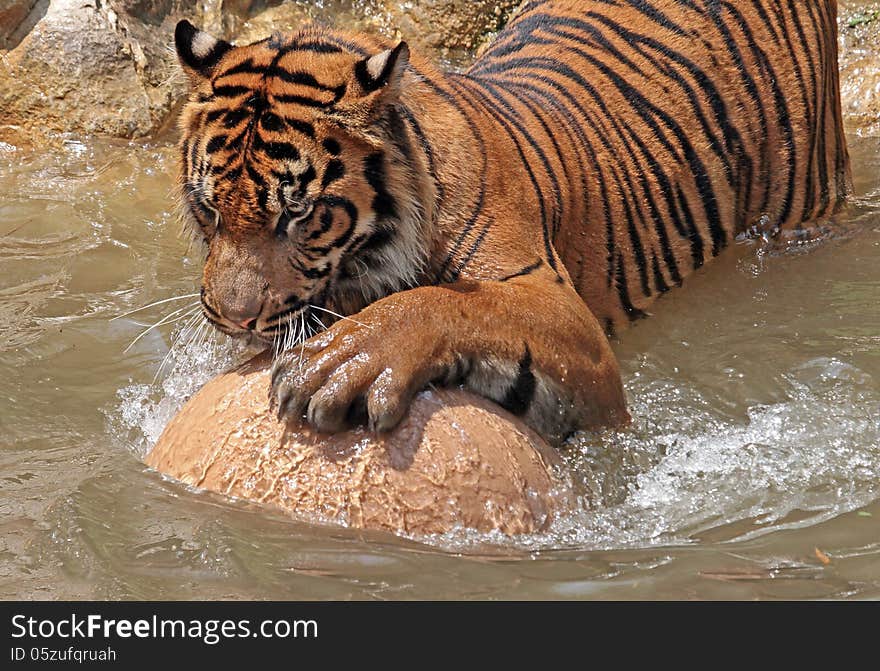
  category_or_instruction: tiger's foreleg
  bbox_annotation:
[270,268,629,442]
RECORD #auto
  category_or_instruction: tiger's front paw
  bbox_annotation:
[269,311,449,434]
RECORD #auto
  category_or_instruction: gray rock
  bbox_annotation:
[0,0,41,50]
[838,1,880,136]
[1,0,877,142]
[0,0,193,140]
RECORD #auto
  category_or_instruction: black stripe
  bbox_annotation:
[187,136,200,178]
[211,164,241,181]
[500,346,536,416]
[460,77,562,278]
[675,186,705,270]
[272,70,347,100]
[307,207,336,240]
[321,159,345,189]
[212,85,251,99]
[205,109,226,123]
[200,296,222,321]
[704,0,771,215]
[317,196,358,228]
[303,198,358,254]
[387,107,418,177]
[299,165,316,189]
[246,163,268,210]
[363,152,396,219]
[259,112,284,132]
[583,12,741,181]
[291,41,343,54]
[398,105,444,201]
[216,59,257,78]
[286,118,315,138]
[187,191,215,227]
[567,24,727,255]
[205,135,227,154]
[489,60,650,291]
[421,73,487,283]
[489,74,613,289]
[483,13,729,258]
[616,255,646,321]
[802,1,831,212]
[499,259,543,282]
[271,70,326,88]
[254,135,300,161]
[718,1,795,231]
[265,303,303,325]
[225,106,253,129]
[651,253,670,294]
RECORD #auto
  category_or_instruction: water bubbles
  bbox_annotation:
[114,325,253,458]
[410,355,880,554]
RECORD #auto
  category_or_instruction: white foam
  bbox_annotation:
[114,326,253,458]
[422,357,880,552]
[114,326,880,552]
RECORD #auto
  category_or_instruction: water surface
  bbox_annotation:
[1,131,878,601]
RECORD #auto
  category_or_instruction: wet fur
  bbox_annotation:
[175,0,850,442]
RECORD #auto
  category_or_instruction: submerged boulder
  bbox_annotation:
[145,353,575,536]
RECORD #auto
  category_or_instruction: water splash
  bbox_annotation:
[422,357,880,553]
[114,327,253,458]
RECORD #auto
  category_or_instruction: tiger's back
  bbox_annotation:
[175,0,851,440]
[454,0,851,326]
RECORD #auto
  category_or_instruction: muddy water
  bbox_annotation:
[1,132,879,600]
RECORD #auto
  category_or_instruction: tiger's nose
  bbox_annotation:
[219,304,262,331]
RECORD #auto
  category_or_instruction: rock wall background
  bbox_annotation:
[839,2,880,136]
[0,0,518,144]
[0,0,877,145]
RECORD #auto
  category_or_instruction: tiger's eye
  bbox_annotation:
[275,200,314,238]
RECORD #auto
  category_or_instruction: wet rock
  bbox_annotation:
[0,0,192,140]
[838,1,880,136]
[223,1,520,68]
[392,0,519,64]
[2,1,877,141]
[0,0,520,142]
[0,0,41,50]
[146,353,575,536]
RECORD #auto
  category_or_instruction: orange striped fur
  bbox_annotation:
[175,1,849,441]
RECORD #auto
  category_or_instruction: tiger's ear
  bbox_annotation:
[175,20,232,82]
[353,42,410,95]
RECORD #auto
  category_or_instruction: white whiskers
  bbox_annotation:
[153,309,206,383]
[308,303,371,329]
[110,293,200,322]
[122,302,201,354]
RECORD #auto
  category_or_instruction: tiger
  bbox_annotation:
[173,0,851,444]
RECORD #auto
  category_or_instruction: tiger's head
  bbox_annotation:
[174,20,431,344]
